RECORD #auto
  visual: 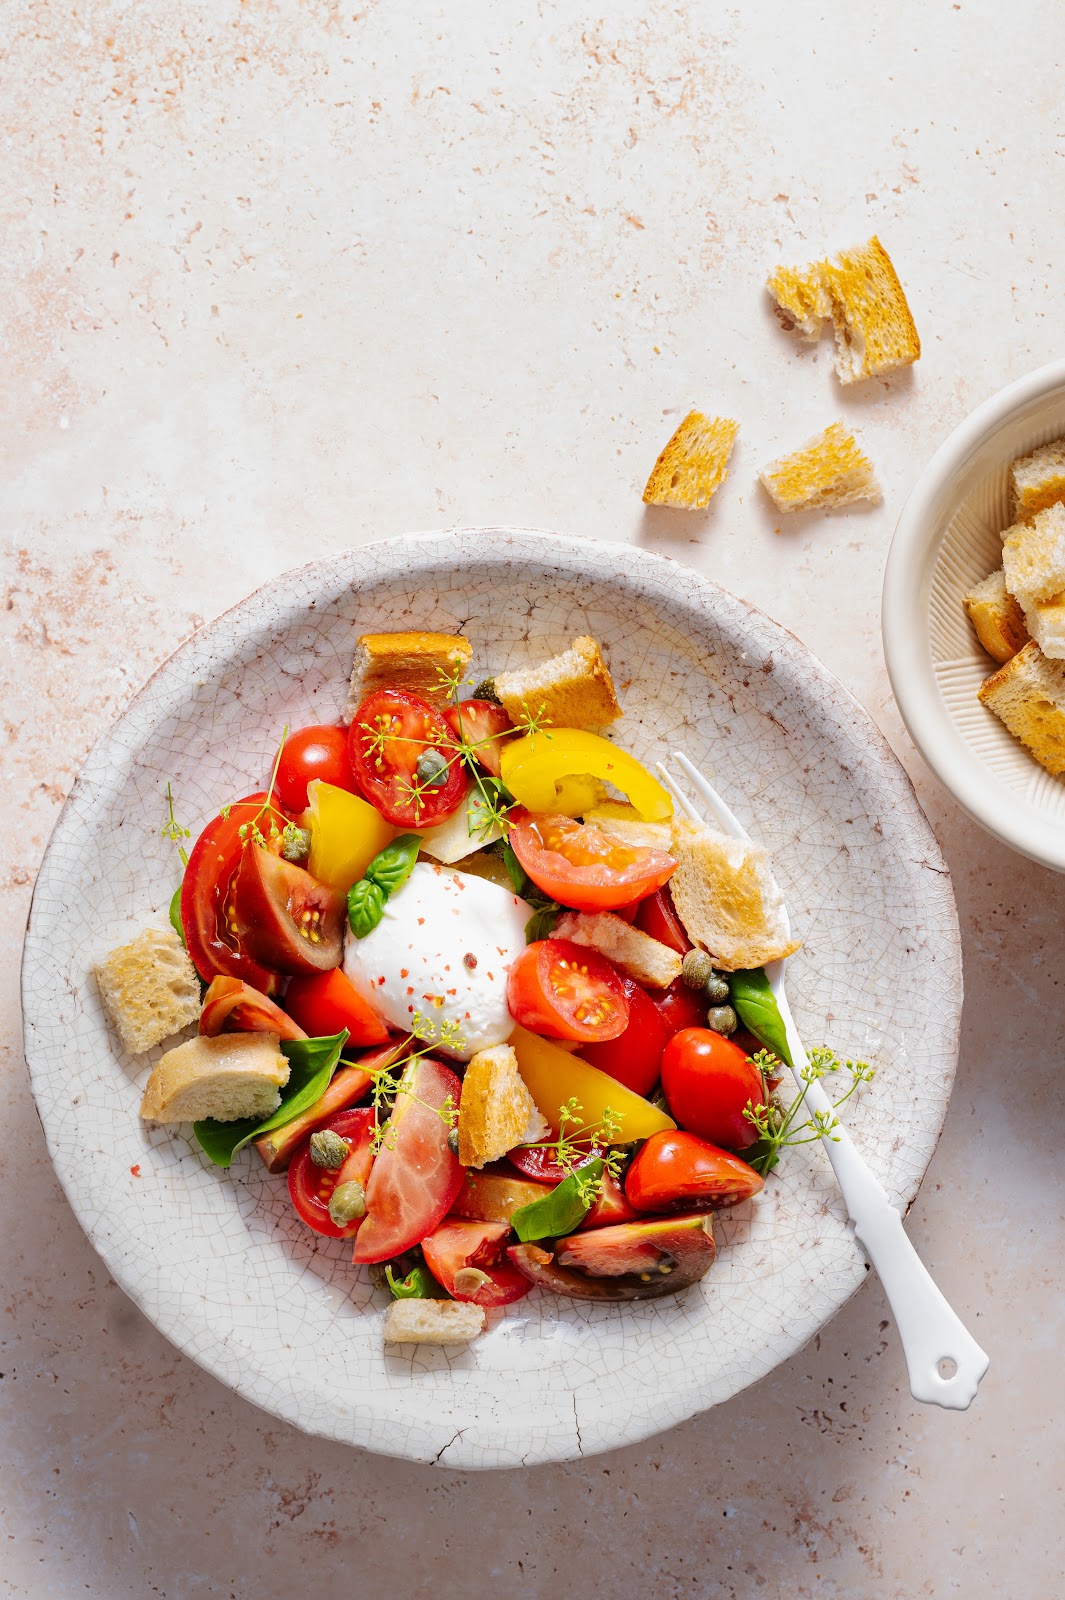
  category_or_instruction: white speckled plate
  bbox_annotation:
[21,529,961,1469]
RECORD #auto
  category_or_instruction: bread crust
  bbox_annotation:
[667,816,800,972]
[759,422,880,512]
[95,926,201,1054]
[494,636,621,730]
[964,569,1030,664]
[553,910,682,989]
[345,631,472,718]
[768,236,920,384]
[383,1299,485,1344]
[978,641,1065,775]
[139,1032,289,1123]
[457,1044,549,1169]
[642,412,738,508]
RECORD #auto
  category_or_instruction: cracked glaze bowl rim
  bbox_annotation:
[21,529,961,1469]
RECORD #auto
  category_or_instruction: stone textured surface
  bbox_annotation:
[2,0,1063,1593]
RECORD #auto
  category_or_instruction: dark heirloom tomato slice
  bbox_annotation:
[231,848,344,975]
[506,938,630,1043]
[580,975,671,1096]
[283,968,389,1046]
[287,1107,376,1239]
[275,724,359,813]
[198,975,308,1041]
[181,793,284,995]
[624,1130,764,1213]
[507,809,676,912]
[634,886,691,954]
[443,700,515,777]
[348,688,466,828]
[352,1057,464,1264]
[422,1219,531,1308]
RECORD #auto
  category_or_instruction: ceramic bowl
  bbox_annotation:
[883,358,1065,871]
[22,529,961,1468]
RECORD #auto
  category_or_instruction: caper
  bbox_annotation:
[706,1003,738,1037]
[327,1180,367,1226]
[703,972,731,1005]
[681,950,714,989]
[414,747,449,786]
[309,1129,350,1169]
[280,824,312,864]
[473,677,501,704]
[453,1267,490,1297]
[447,1127,460,1157]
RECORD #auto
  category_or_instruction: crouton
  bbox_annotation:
[1002,504,1065,658]
[494,636,621,730]
[553,910,682,989]
[1011,437,1065,523]
[759,422,880,512]
[964,569,1031,664]
[583,803,674,852]
[95,926,201,1055]
[139,1032,290,1124]
[768,236,920,385]
[457,1044,549,1169]
[667,816,799,972]
[642,411,738,508]
[978,642,1065,775]
[345,631,472,718]
[383,1298,485,1345]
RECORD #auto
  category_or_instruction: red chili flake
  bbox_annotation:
[487,972,495,982]
[463,953,478,970]
[447,988,457,996]
[377,975,387,986]
[400,968,409,979]
[129,1164,141,1178]
[417,917,425,925]
[406,985,415,996]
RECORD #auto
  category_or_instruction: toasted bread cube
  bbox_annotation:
[1011,437,1065,523]
[583,803,674,852]
[139,1032,290,1124]
[964,570,1031,664]
[978,642,1065,775]
[457,1044,548,1169]
[1002,505,1065,660]
[553,910,682,989]
[345,631,472,719]
[642,412,738,508]
[383,1298,486,1345]
[768,236,920,385]
[494,636,621,730]
[95,926,201,1055]
[759,422,880,512]
[667,816,800,972]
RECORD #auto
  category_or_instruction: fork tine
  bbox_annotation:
[655,761,701,822]
[672,751,749,843]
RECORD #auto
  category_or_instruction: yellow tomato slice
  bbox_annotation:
[509,1024,675,1143]
[499,729,673,821]
[306,779,396,893]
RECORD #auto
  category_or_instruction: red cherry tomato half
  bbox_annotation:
[287,1107,376,1239]
[422,1219,532,1308]
[443,700,515,777]
[180,794,284,995]
[579,976,671,1096]
[348,688,466,828]
[634,886,691,954]
[352,1057,464,1264]
[625,1130,764,1213]
[283,968,389,1047]
[275,724,358,813]
[651,976,707,1037]
[506,938,630,1043]
[198,975,308,1041]
[661,1027,767,1149]
[507,809,676,913]
[231,848,344,975]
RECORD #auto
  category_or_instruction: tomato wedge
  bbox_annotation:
[579,975,670,1095]
[198,976,308,1041]
[283,968,389,1047]
[287,1107,376,1239]
[634,886,691,954]
[581,1169,640,1229]
[180,794,284,994]
[624,1130,764,1213]
[507,809,676,912]
[443,699,515,777]
[348,688,466,827]
[352,1057,464,1263]
[422,1219,531,1308]
[506,938,629,1042]
[231,848,344,975]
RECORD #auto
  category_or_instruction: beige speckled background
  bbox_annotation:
[2,1,1063,1595]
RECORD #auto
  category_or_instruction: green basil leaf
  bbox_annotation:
[525,902,560,943]
[169,885,185,946]
[500,838,529,897]
[194,1030,349,1168]
[511,1158,603,1242]
[365,833,422,896]
[347,877,386,938]
[385,1264,448,1300]
[728,969,793,1069]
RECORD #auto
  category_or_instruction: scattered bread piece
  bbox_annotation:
[494,636,621,730]
[95,926,201,1055]
[667,815,800,972]
[345,631,472,718]
[583,803,674,852]
[139,1032,290,1124]
[768,236,920,384]
[642,412,738,508]
[553,910,682,989]
[1002,504,1065,658]
[1011,437,1065,523]
[457,1044,549,1169]
[964,570,1031,664]
[978,642,1065,775]
[759,422,880,512]
[383,1298,485,1345]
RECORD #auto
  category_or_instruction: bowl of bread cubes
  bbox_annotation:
[884,358,1065,872]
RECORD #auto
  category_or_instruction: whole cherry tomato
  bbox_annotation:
[275,724,358,813]
[660,1027,767,1149]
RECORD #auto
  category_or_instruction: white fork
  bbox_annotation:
[658,750,989,1411]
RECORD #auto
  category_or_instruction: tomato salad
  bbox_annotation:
[145,640,872,1341]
